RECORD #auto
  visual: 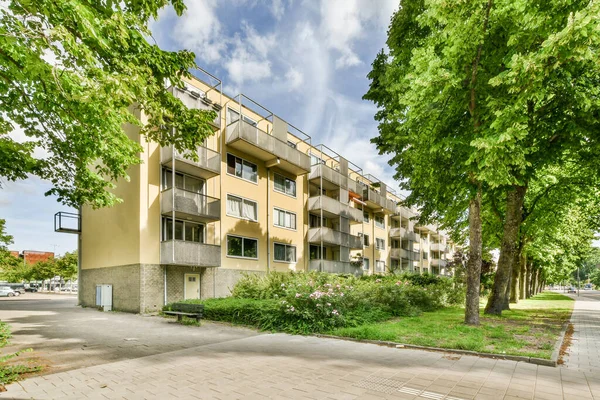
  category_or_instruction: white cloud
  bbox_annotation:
[284,67,304,91]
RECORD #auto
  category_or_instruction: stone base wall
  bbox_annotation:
[80,264,142,313]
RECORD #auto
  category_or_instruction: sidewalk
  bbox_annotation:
[562,291,600,372]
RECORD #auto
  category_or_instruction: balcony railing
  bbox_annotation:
[405,231,421,242]
[160,240,221,267]
[431,259,448,267]
[308,227,362,249]
[161,188,220,223]
[389,227,406,238]
[309,164,348,189]
[169,86,221,129]
[308,260,363,275]
[430,243,447,252]
[362,186,396,213]
[391,249,420,260]
[308,196,362,223]
[226,120,311,175]
[161,145,221,179]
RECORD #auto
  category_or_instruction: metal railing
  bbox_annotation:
[160,240,221,267]
[54,211,81,234]
[307,196,362,222]
[160,145,221,176]
[389,227,406,238]
[309,164,348,189]
[161,188,220,221]
[308,227,362,249]
[226,119,311,172]
[170,86,221,128]
[362,186,396,212]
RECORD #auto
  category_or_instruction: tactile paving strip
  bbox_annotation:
[355,377,466,400]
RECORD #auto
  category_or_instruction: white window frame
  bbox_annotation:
[273,173,297,198]
[376,260,386,273]
[226,153,258,184]
[273,208,297,231]
[376,238,386,250]
[226,234,259,260]
[161,217,206,243]
[273,242,297,263]
[363,258,370,271]
[226,194,258,222]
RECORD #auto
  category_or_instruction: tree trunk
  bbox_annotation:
[519,252,526,300]
[531,265,538,296]
[485,186,527,315]
[510,246,521,303]
[465,190,483,325]
[525,261,532,298]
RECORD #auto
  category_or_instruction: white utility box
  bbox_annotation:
[95,284,113,312]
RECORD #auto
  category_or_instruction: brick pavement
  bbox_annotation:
[562,290,600,373]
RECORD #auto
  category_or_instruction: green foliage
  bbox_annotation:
[0,251,78,283]
[0,322,40,385]
[175,272,465,335]
[0,0,217,207]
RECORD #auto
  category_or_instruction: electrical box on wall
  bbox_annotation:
[95,284,113,312]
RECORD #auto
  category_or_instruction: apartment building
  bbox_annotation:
[58,68,454,313]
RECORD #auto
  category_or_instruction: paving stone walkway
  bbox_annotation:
[562,290,600,373]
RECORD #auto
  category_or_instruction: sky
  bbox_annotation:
[1,0,402,255]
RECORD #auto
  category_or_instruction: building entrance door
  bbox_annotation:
[184,273,200,300]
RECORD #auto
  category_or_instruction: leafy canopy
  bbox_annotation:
[0,0,216,208]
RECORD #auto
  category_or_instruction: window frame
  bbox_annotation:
[226,153,258,184]
[376,238,386,250]
[273,242,297,263]
[363,233,370,247]
[273,173,297,198]
[226,234,259,260]
[273,207,297,231]
[161,217,206,243]
[375,260,386,273]
[363,211,370,223]
[362,258,370,271]
[374,215,385,229]
[226,194,259,222]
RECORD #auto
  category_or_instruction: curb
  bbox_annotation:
[314,334,558,367]
[550,322,569,365]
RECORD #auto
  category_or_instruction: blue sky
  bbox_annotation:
[1,0,401,254]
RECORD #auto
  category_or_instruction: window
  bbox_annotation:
[274,173,296,197]
[227,235,258,259]
[309,245,326,260]
[274,243,296,263]
[274,208,296,230]
[363,211,370,223]
[363,234,370,247]
[227,195,258,222]
[227,153,258,183]
[162,169,205,193]
[423,252,428,260]
[376,260,386,273]
[162,218,204,243]
[309,214,323,228]
[376,238,385,250]
[363,258,370,271]
[392,239,400,249]
[391,259,400,269]
[375,215,385,229]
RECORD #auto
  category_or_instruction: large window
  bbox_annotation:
[376,238,386,250]
[423,252,428,260]
[375,215,385,229]
[363,234,370,247]
[363,258,370,271]
[227,153,258,183]
[274,173,296,197]
[227,235,258,259]
[274,243,296,263]
[309,245,326,260]
[227,195,258,222]
[309,214,323,228]
[274,208,296,230]
[162,169,205,193]
[162,218,204,243]
[376,260,386,273]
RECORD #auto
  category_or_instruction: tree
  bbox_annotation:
[56,251,78,281]
[0,218,22,280]
[0,0,217,208]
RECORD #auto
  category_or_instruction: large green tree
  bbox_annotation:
[0,0,216,208]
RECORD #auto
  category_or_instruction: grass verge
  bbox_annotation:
[0,322,41,388]
[329,292,573,359]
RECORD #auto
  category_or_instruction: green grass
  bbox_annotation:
[0,322,42,386]
[329,292,573,359]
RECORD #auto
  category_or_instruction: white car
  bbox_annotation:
[0,286,19,297]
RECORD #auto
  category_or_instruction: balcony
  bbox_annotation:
[308,196,362,223]
[308,260,363,275]
[226,119,310,175]
[308,227,362,249]
[161,145,220,179]
[389,227,406,238]
[431,259,448,267]
[430,243,447,252]
[169,86,221,129]
[309,164,349,190]
[161,188,220,223]
[362,186,396,213]
[405,231,421,242]
[160,240,221,267]
[391,249,420,260]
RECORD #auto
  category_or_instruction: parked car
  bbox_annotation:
[0,286,19,297]
[584,283,593,290]
[25,284,39,292]
[567,287,577,293]
[7,284,25,294]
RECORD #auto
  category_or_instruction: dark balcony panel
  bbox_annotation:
[161,188,220,223]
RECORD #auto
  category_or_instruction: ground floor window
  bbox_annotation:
[309,245,326,260]
[227,235,258,259]
[274,243,296,263]
[363,258,370,271]
[376,260,386,273]
[162,218,204,243]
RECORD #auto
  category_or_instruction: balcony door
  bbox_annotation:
[184,273,200,300]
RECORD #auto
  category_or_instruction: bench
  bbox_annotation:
[164,303,204,322]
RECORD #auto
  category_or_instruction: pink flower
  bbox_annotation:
[395,281,401,286]
[375,279,382,283]
[295,293,301,298]
[340,293,344,297]
[332,310,339,316]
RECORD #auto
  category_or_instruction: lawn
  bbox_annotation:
[329,292,573,359]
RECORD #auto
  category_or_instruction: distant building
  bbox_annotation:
[11,250,55,264]
[9,251,19,258]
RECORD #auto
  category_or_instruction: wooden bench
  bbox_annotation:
[164,303,204,322]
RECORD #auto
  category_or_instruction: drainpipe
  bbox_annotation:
[163,266,167,306]
[77,205,82,306]
[267,167,271,274]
